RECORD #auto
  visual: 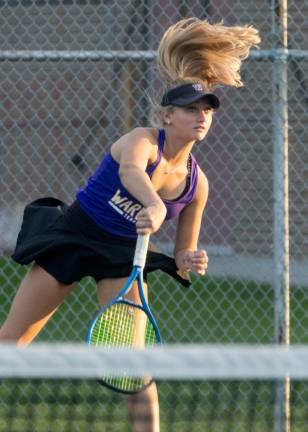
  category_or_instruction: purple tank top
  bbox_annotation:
[76,129,198,238]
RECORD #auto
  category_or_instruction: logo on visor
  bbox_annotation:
[192,83,203,92]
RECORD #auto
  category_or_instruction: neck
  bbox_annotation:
[163,128,194,163]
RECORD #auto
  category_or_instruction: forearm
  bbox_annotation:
[120,166,164,209]
[174,235,198,269]
[120,164,166,234]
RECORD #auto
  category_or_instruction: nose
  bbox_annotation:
[198,109,207,122]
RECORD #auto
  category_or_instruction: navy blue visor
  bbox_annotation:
[161,83,220,109]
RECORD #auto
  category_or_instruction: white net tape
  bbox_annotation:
[1,343,308,380]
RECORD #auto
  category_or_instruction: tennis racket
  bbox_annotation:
[86,234,162,394]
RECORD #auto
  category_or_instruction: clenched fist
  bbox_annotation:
[175,249,208,276]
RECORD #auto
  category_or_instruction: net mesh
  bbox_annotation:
[0,343,308,432]
[0,379,283,432]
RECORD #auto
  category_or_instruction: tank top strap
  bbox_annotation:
[158,128,165,152]
[189,153,198,192]
[146,128,165,177]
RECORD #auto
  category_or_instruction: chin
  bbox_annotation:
[193,130,207,140]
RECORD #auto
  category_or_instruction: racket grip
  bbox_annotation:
[134,234,150,268]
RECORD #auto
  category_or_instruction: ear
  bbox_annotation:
[162,107,174,125]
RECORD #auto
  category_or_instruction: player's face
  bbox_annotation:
[167,101,214,142]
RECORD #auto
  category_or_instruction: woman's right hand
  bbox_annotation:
[136,203,167,235]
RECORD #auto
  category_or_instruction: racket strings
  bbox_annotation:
[90,303,158,392]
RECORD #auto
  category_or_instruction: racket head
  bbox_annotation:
[87,299,161,394]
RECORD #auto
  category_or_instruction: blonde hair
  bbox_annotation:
[157,18,261,91]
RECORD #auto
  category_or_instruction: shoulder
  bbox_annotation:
[194,166,209,205]
[111,127,159,162]
[123,127,158,145]
[196,166,208,188]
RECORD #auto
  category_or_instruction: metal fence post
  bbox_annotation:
[272,1,290,431]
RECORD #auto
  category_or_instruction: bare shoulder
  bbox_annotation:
[197,166,209,188]
[117,127,158,146]
[129,127,158,142]
[111,127,159,161]
[194,166,209,205]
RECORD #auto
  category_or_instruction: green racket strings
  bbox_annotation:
[90,303,157,391]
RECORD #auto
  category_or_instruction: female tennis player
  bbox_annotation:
[0,18,260,432]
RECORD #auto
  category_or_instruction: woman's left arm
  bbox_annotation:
[174,167,209,276]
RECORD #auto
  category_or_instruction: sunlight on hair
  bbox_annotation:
[157,18,261,91]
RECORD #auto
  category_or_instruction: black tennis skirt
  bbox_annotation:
[11,197,190,287]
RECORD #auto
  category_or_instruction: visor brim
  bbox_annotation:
[170,93,220,109]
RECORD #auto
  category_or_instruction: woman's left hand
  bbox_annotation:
[176,249,209,276]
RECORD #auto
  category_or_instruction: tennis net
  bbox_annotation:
[0,343,308,432]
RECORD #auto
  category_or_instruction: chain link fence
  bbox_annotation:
[0,0,308,430]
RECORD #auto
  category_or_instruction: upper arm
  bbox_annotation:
[111,128,157,174]
[174,167,209,253]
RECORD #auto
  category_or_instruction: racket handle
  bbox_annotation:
[134,234,150,268]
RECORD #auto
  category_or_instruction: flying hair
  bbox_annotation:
[157,18,261,91]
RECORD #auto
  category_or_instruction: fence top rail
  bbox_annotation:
[0,49,307,61]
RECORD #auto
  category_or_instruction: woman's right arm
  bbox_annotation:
[112,128,167,233]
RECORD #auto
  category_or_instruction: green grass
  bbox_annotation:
[1,258,308,431]
[1,258,307,344]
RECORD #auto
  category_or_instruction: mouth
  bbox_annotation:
[194,126,206,132]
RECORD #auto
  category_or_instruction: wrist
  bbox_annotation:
[175,249,192,270]
[148,200,165,210]
[175,250,192,283]
[147,201,167,217]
